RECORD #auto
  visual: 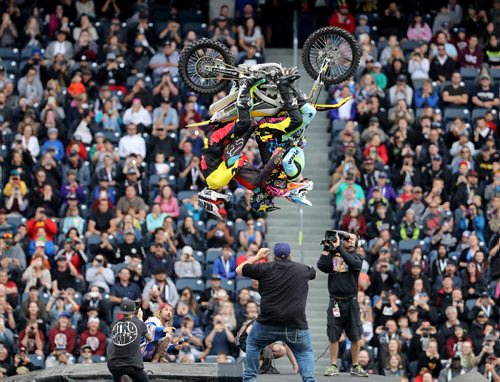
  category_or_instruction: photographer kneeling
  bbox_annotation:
[317,231,368,378]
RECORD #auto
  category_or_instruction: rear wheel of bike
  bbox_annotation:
[179,38,235,96]
[302,27,360,85]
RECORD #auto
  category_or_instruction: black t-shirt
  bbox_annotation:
[89,208,115,232]
[317,247,363,298]
[242,260,316,329]
[473,85,499,103]
[51,267,76,290]
[107,317,147,369]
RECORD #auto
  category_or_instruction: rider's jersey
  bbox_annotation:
[255,103,317,162]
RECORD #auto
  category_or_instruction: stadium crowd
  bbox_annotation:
[0,0,496,381]
[327,0,500,381]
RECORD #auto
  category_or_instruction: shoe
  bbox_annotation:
[350,364,368,377]
[288,178,314,192]
[199,198,227,219]
[120,376,133,382]
[259,347,273,374]
[324,364,339,376]
[251,193,280,213]
[287,190,312,206]
[198,188,230,202]
[265,365,280,374]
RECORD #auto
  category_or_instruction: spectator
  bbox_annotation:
[142,269,179,308]
[408,48,430,81]
[458,35,484,68]
[143,243,175,279]
[48,312,77,354]
[149,41,180,83]
[212,245,236,280]
[441,72,468,107]
[207,220,234,249]
[328,4,355,34]
[174,246,202,278]
[79,317,107,356]
[388,75,413,107]
[122,99,152,131]
[471,73,500,109]
[118,123,146,159]
[407,13,432,42]
[154,185,179,218]
[85,254,114,293]
[415,80,439,108]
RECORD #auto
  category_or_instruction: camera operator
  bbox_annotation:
[317,231,368,377]
[107,298,153,382]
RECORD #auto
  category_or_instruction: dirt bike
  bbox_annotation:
[178,26,361,127]
[179,27,360,215]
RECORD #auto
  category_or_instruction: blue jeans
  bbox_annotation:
[243,321,316,382]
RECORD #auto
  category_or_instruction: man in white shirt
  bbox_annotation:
[45,30,74,63]
[118,123,146,159]
[122,98,152,130]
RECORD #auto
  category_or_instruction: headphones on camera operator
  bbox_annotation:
[321,230,363,251]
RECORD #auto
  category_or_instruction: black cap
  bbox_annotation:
[119,298,136,314]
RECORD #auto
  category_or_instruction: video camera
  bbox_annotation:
[323,230,350,243]
[321,230,363,251]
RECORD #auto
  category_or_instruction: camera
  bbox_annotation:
[322,230,350,244]
[134,299,141,313]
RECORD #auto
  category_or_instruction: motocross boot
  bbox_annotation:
[276,74,301,111]
[293,86,309,107]
[250,192,280,213]
[287,178,314,193]
[198,187,230,202]
[236,76,265,109]
[286,189,312,207]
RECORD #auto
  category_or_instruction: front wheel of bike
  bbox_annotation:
[178,38,235,96]
[302,27,361,85]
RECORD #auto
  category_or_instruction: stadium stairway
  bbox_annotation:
[263,48,333,373]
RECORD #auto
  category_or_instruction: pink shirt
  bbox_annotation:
[154,196,180,217]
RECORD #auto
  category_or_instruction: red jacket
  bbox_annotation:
[66,142,87,161]
[26,218,58,242]
[79,330,107,356]
[341,214,367,237]
[364,144,389,164]
[329,11,356,34]
[49,326,77,353]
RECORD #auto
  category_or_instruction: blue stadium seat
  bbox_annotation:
[471,108,497,122]
[175,278,205,293]
[182,22,209,38]
[236,277,254,291]
[177,190,198,202]
[398,239,421,254]
[28,354,45,368]
[178,9,203,23]
[0,47,19,60]
[443,107,470,123]
[206,248,222,263]
[459,67,479,80]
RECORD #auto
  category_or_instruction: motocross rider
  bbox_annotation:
[240,71,317,212]
[197,75,265,219]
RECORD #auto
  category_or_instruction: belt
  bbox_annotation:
[331,296,356,302]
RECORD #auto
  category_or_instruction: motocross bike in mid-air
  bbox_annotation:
[177,27,361,213]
